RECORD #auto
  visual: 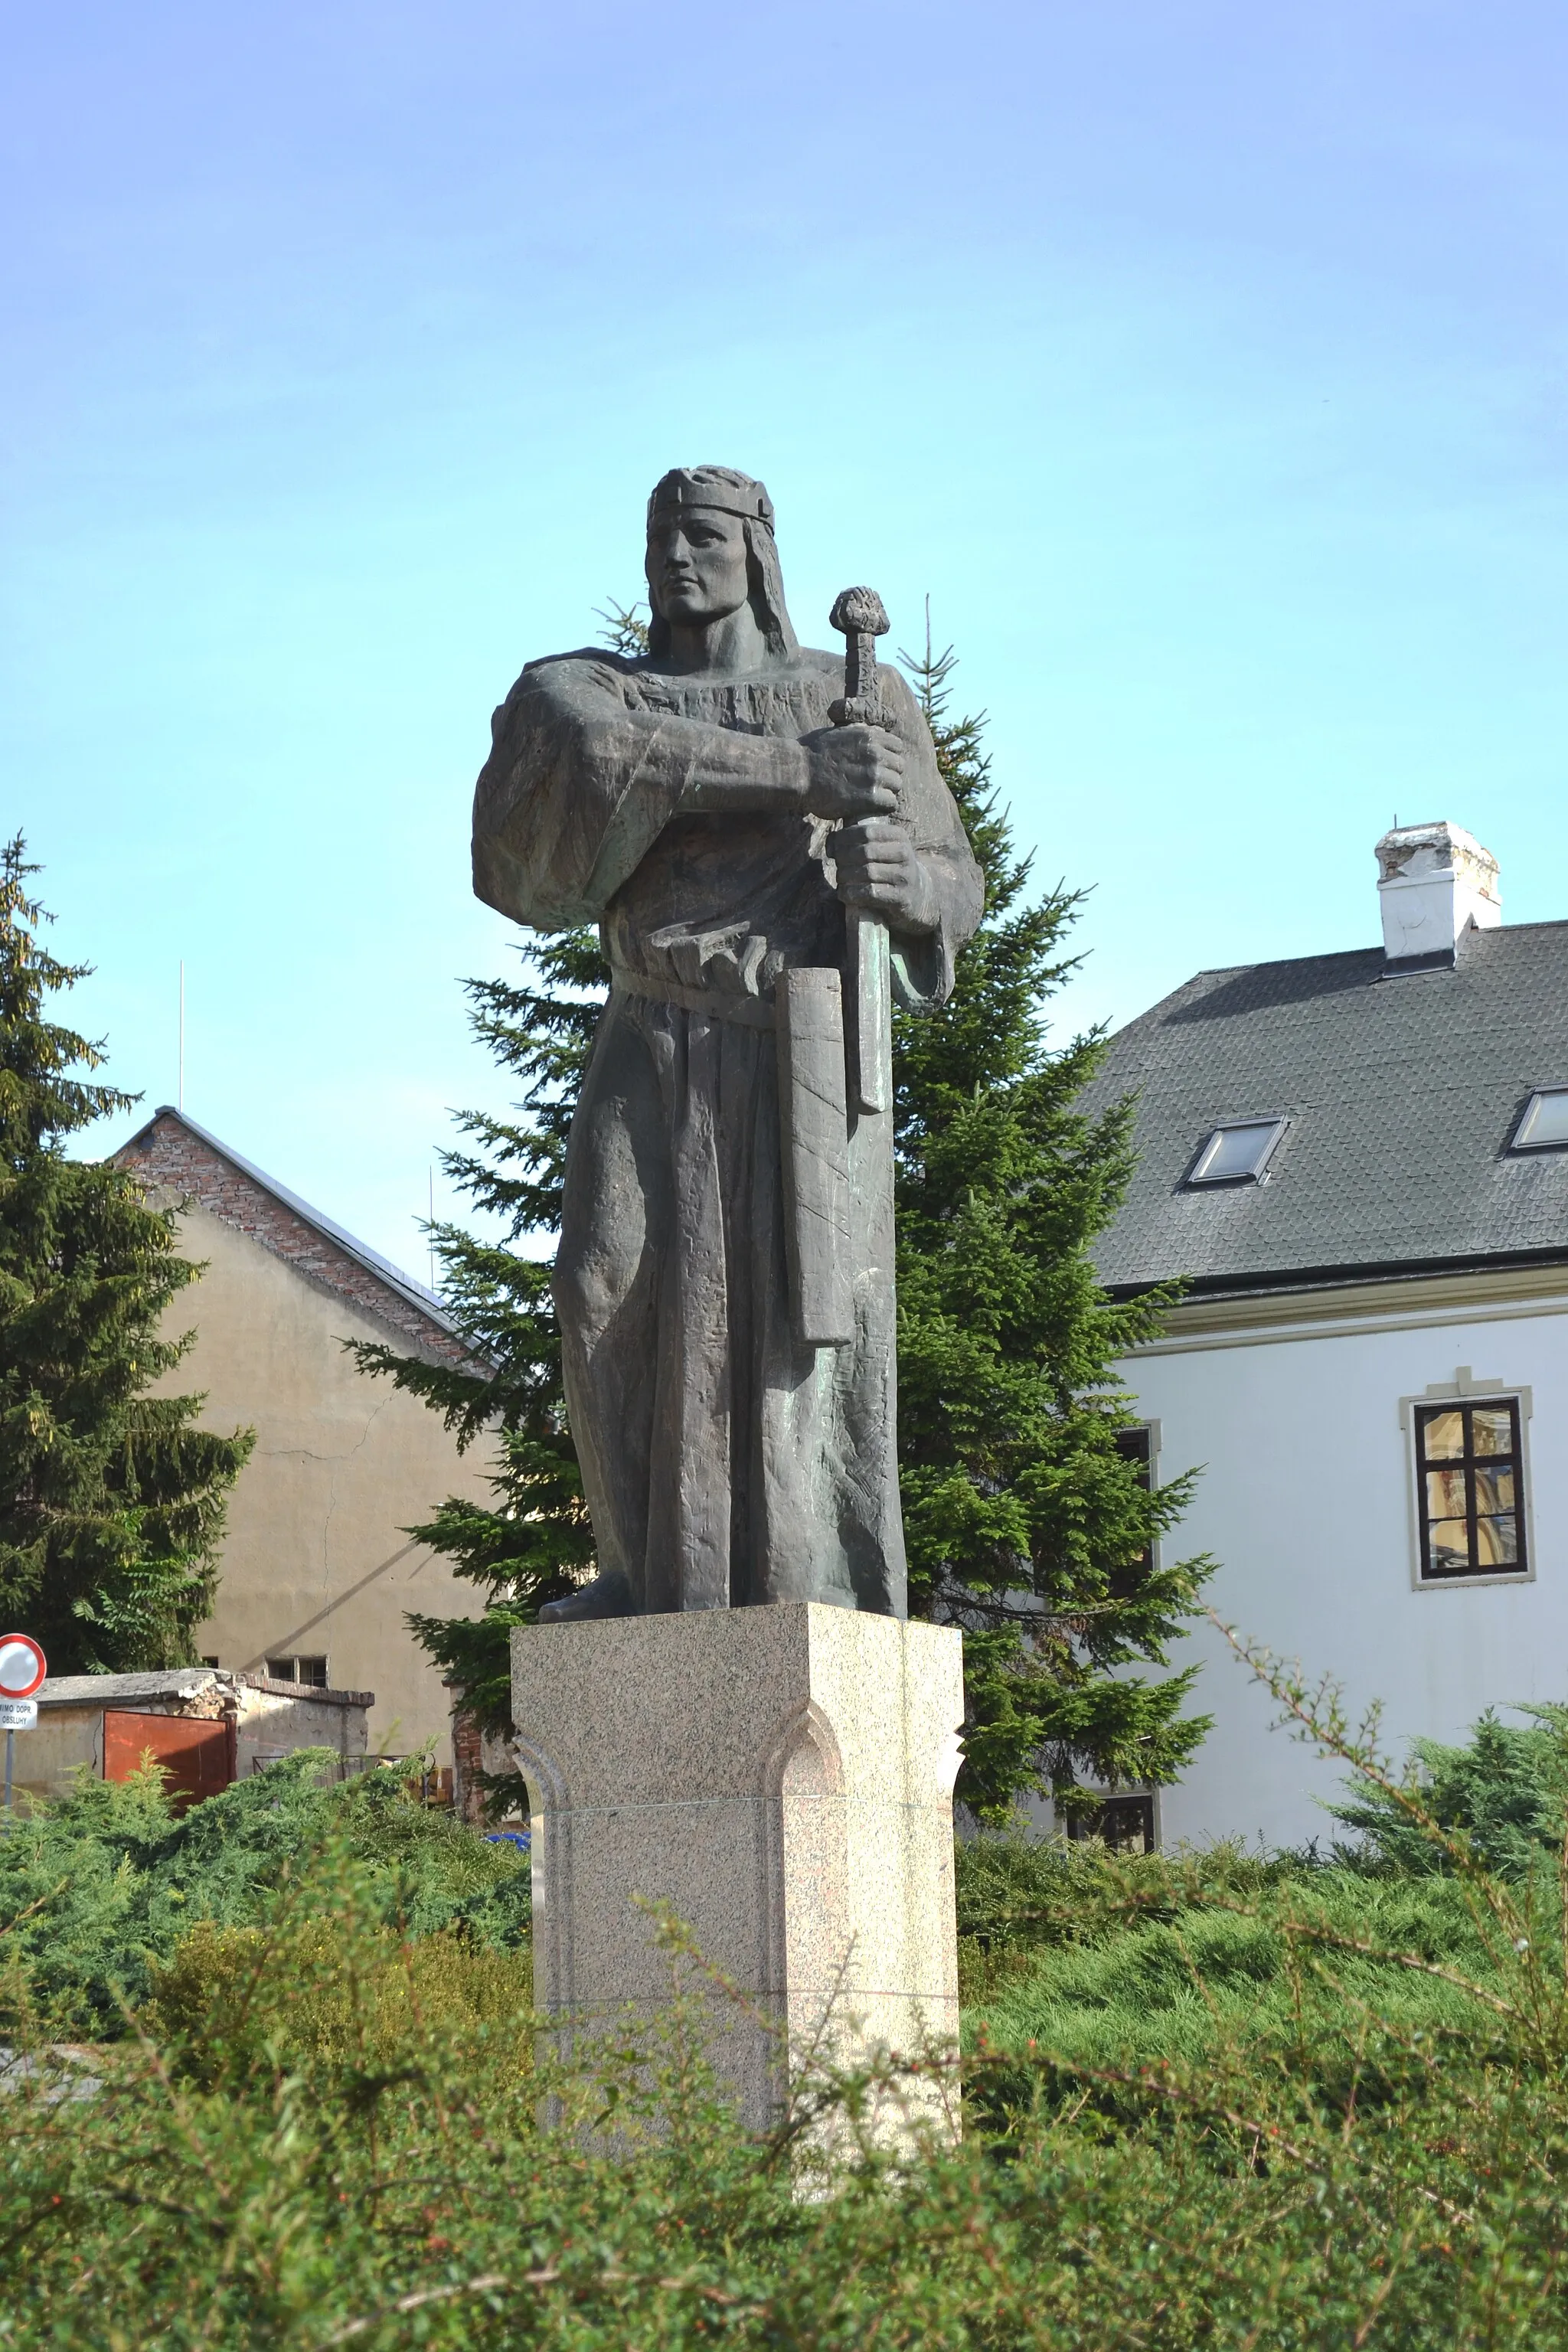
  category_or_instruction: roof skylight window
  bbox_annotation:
[1187,1118,1288,1187]
[1511,1090,1568,1152]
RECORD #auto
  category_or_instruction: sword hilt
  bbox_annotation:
[828,586,890,727]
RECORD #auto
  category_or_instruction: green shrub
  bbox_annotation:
[1330,1701,1568,1878]
[965,1860,1504,2117]
[7,1831,1568,2351]
[11,1658,1568,2344]
[0,1752,529,2037]
[954,1823,1297,1995]
[958,1671,1559,2110]
[144,1908,531,2080]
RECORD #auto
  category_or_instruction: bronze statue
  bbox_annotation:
[472,467,982,1619]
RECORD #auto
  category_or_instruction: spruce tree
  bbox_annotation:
[0,839,253,1672]
[351,928,607,1801]
[361,613,1212,1818]
[891,635,1211,1818]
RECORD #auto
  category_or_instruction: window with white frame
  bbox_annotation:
[1403,1374,1532,1585]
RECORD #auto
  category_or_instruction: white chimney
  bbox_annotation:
[1374,822,1501,964]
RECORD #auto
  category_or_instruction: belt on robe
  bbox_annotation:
[610,967,858,1351]
[612,972,777,1029]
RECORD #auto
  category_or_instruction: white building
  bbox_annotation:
[1085,822,1568,1852]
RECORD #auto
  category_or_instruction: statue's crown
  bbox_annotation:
[647,468,775,531]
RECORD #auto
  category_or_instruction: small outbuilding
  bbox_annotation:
[19,1666,374,1810]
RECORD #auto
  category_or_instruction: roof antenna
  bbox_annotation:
[178,961,185,1112]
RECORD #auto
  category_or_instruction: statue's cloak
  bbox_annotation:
[473,646,984,1615]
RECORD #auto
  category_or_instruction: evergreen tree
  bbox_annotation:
[361,612,1211,1818]
[351,926,607,1799]
[0,839,253,1672]
[892,632,1211,1818]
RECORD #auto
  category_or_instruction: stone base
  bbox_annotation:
[509,1602,964,2132]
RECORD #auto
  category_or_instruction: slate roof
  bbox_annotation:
[1080,917,1568,1297]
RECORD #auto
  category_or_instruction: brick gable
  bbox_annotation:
[117,1110,469,1368]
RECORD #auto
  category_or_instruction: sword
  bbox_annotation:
[828,586,893,1116]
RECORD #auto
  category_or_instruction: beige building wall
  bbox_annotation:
[118,1112,497,1771]
[162,1201,491,1764]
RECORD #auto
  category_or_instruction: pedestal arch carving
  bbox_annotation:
[508,1603,964,2132]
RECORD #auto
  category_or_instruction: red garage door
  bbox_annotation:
[103,1712,234,1811]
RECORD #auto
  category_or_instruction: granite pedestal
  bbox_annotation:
[509,1602,964,2131]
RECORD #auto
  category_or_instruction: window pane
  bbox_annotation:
[1069,1795,1156,1854]
[1426,1468,1468,1521]
[1115,1426,1152,1478]
[1416,1394,1527,1581]
[1189,1119,1285,1183]
[1516,1089,1568,1148]
[1204,1124,1276,1178]
[1099,1795,1155,1854]
[1475,1465,1515,1516]
[1427,1519,1471,1573]
[1420,1411,1465,1460]
[1472,1407,1514,1458]
[1476,1515,1520,1569]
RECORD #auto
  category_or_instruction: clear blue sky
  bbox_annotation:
[6,1,1566,1276]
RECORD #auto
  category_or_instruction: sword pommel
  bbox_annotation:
[828,586,890,727]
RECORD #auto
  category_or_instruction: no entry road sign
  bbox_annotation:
[0,1638,43,1824]
[0,1636,46,1700]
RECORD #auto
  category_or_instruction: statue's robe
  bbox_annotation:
[472,646,984,1616]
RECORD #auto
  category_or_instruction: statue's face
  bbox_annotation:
[645,506,751,627]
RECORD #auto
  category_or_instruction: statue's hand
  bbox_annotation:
[803,724,904,821]
[832,818,940,936]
